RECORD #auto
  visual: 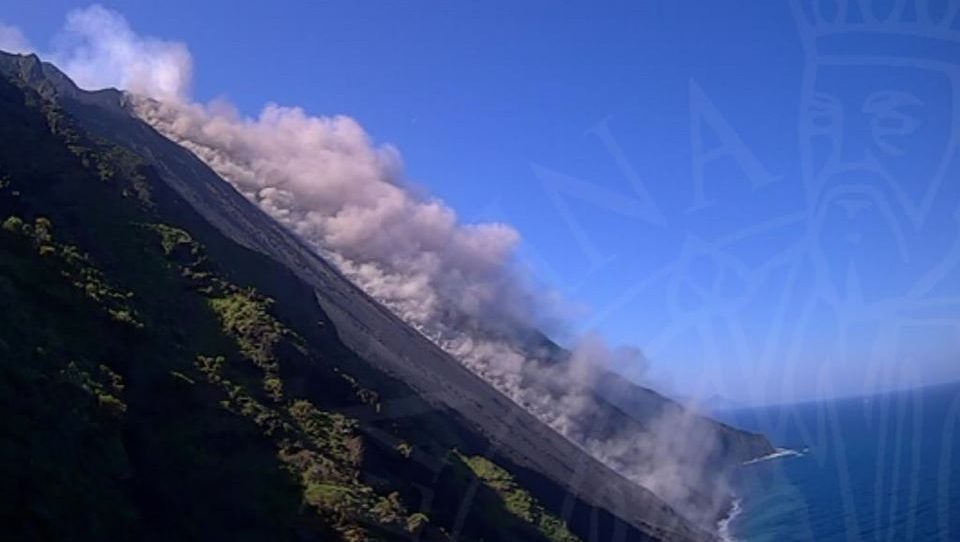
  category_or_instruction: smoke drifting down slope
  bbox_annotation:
[7,4,748,527]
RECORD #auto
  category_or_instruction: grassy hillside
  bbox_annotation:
[0,71,598,542]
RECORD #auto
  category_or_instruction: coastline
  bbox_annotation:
[715,445,804,540]
[716,496,743,542]
[741,447,804,466]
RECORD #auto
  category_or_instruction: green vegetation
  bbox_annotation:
[396,441,414,458]
[2,215,142,327]
[458,453,581,542]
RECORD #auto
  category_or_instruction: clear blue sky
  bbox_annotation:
[5,1,960,403]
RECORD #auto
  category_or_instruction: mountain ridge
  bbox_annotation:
[0,50,771,541]
[0,56,639,542]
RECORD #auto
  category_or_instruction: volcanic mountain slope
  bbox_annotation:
[0,51,770,541]
[66,48,772,513]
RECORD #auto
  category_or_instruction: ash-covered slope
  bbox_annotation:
[530,331,773,462]
[510,332,774,523]
[0,51,702,542]
[0,51,769,540]
[126,90,773,528]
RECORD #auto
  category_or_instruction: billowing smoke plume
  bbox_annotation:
[8,4,737,527]
[56,5,192,100]
[134,98,539,337]
[0,23,32,54]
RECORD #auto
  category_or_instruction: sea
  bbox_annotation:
[714,381,960,542]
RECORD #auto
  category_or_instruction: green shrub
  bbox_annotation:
[263,375,284,402]
[406,512,429,534]
[2,215,23,232]
[459,452,580,542]
[371,491,405,524]
[396,441,413,458]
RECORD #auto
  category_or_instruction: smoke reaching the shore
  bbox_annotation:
[4,4,735,526]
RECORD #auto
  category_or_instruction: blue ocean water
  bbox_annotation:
[716,381,960,542]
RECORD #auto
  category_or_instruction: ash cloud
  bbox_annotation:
[12,4,737,528]
[52,5,191,100]
[0,23,32,54]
